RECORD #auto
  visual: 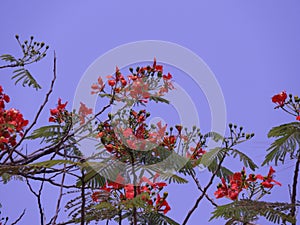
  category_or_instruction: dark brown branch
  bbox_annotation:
[80,169,86,225]
[51,148,67,225]
[3,52,57,164]
[11,209,26,225]
[182,151,227,225]
[0,63,19,69]
[26,177,45,225]
[190,171,218,207]
[290,153,300,225]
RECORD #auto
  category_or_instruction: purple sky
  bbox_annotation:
[1,1,300,224]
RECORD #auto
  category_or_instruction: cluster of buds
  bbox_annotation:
[91,174,171,214]
[0,86,28,150]
[272,91,300,121]
[214,167,281,200]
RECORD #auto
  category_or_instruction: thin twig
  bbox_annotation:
[290,153,300,225]
[182,151,227,225]
[3,52,57,164]
[80,169,86,225]
[190,171,218,207]
[11,209,26,225]
[51,147,67,225]
[26,177,45,225]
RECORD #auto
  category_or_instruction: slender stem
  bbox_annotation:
[51,148,67,224]
[290,153,300,225]
[26,178,45,225]
[80,170,86,225]
[130,152,137,225]
[11,209,26,225]
[2,52,57,164]
[190,172,218,207]
[182,151,227,225]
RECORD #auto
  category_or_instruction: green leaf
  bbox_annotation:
[12,68,41,90]
[0,54,17,62]
[200,147,225,167]
[28,159,76,169]
[204,131,224,142]
[230,149,258,171]
[26,125,62,143]
[262,122,300,166]
[149,96,170,104]
[210,199,297,224]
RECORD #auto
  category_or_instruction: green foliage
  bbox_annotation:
[200,147,226,168]
[76,163,106,188]
[149,96,170,104]
[137,211,180,225]
[262,122,300,166]
[12,68,41,90]
[0,54,17,63]
[0,36,49,90]
[230,148,258,171]
[210,199,296,224]
[26,125,63,143]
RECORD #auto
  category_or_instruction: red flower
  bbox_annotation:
[296,115,300,121]
[91,76,105,95]
[91,191,100,202]
[78,102,93,125]
[57,98,68,111]
[121,79,127,86]
[256,166,281,188]
[162,73,172,80]
[49,98,68,123]
[155,193,171,214]
[272,91,287,107]
[125,184,135,199]
[108,79,116,86]
[214,178,228,199]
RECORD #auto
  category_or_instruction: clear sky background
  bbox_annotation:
[0,1,300,225]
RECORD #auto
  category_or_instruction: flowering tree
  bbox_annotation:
[0,36,299,225]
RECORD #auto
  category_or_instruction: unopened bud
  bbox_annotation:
[163,192,168,198]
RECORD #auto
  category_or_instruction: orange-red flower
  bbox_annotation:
[49,98,68,123]
[155,193,171,214]
[78,102,93,125]
[272,91,287,107]
[0,87,28,150]
[256,166,281,188]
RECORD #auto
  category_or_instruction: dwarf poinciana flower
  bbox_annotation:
[215,167,281,201]
[155,193,171,214]
[256,166,281,188]
[186,142,206,160]
[78,102,93,125]
[91,76,105,95]
[0,86,28,150]
[92,174,170,214]
[49,98,68,123]
[272,91,287,107]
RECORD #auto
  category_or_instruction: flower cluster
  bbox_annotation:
[78,102,93,125]
[49,98,68,123]
[0,86,28,150]
[91,174,171,214]
[91,58,175,105]
[214,167,281,200]
[272,91,300,121]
